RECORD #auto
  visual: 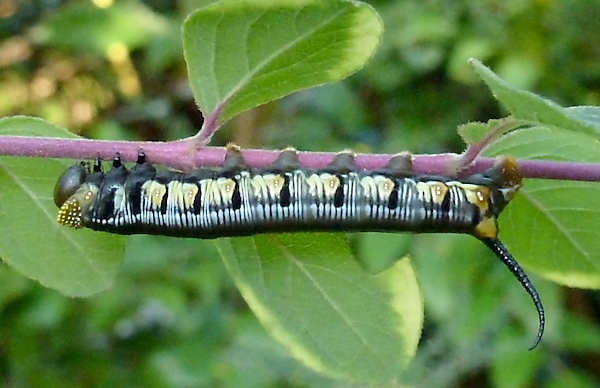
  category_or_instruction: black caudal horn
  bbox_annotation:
[481,238,545,350]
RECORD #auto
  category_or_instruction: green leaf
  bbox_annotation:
[563,106,600,131]
[183,0,383,126]
[351,232,410,274]
[457,121,496,145]
[483,126,600,288]
[458,118,522,145]
[0,116,125,296]
[470,59,598,136]
[217,233,422,384]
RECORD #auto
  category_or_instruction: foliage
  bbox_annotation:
[1,0,600,387]
[183,0,383,128]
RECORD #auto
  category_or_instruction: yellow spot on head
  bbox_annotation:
[57,199,83,228]
[56,184,98,228]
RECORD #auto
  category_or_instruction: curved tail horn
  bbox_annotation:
[482,238,545,350]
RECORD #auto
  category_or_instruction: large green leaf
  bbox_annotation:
[470,59,598,136]
[484,126,600,288]
[217,233,422,384]
[183,0,383,125]
[0,117,125,296]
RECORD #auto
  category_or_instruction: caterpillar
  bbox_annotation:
[54,145,544,349]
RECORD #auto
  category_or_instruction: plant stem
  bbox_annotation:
[0,135,599,181]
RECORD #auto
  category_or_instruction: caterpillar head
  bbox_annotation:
[471,156,523,240]
[495,156,523,203]
[54,162,100,228]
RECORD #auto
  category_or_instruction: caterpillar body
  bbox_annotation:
[54,145,544,349]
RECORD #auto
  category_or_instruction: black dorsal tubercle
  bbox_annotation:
[112,151,123,169]
[93,154,102,173]
[481,238,545,350]
[125,149,157,216]
[136,148,146,164]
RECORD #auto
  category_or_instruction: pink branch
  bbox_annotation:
[0,135,599,181]
[0,136,195,170]
[458,119,529,169]
[193,96,230,147]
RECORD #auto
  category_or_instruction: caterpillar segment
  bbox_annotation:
[54,147,543,349]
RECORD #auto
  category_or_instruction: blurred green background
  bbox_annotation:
[2,0,600,386]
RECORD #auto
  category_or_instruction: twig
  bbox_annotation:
[1,135,600,181]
